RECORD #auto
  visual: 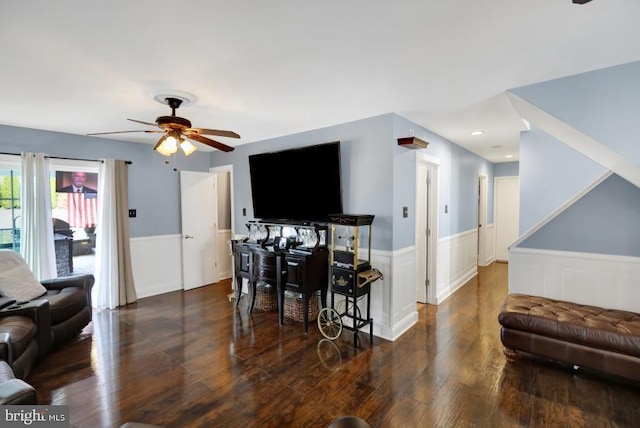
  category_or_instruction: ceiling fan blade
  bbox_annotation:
[127,118,160,128]
[185,133,235,152]
[186,128,241,139]
[87,130,163,136]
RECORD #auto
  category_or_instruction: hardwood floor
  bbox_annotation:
[28,263,640,427]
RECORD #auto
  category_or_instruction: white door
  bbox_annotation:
[477,174,488,266]
[416,157,438,304]
[416,164,429,303]
[494,176,520,262]
[180,171,218,290]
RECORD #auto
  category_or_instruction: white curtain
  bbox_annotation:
[94,159,137,309]
[20,152,56,280]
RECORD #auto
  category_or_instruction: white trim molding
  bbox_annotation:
[509,246,640,313]
[507,92,640,188]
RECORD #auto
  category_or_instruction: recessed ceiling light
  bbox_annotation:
[470,130,484,136]
[505,154,514,159]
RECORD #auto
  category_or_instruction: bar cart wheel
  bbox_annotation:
[317,307,343,340]
[336,298,361,325]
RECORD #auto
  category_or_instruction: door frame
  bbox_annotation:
[209,164,235,237]
[210,164,235,290]
[415,152,439,305]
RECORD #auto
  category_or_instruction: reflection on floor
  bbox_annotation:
[73,254,94,276]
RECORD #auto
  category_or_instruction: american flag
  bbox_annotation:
[67,193,98,228]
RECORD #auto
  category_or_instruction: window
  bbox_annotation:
[0,169,21,251]
[0,155,99,276]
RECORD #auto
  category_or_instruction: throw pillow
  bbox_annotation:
[0,251,47,301]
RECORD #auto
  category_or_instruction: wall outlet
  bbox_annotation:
[128,209,137,218]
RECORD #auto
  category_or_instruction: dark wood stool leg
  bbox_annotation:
[248,281,257,313]
[235,277,242,308]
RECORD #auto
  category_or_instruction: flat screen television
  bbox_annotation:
[248,141,343,223]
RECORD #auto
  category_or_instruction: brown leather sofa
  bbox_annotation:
[0,317,38,379]
[498,293,640,382]
[0,253,94,402]
[38,274,93,348]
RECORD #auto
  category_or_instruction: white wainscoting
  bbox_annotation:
[509,247,640,313]
[479,223,495,267]
[332,247,420,342]
[436,228,478,304]
[386,247,419,341]
[217,229,233,280]
[130,234,183,299]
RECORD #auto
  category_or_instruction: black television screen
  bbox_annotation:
[249,141,343,222]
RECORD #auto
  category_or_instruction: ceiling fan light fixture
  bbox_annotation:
[180,139,197,156]
[156,134,179,156]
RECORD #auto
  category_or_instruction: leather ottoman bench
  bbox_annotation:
[498,293,640,382]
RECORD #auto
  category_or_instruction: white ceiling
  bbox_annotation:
[1,1,639,163]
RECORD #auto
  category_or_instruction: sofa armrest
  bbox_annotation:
[42,274,94,310]
[41,274,95,292]
[0,378,37,404]
[0,300,52,357]
[0,332,12,364]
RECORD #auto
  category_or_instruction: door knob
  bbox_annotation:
[184,235,194,239]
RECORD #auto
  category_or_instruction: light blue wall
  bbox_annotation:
[2,110,495,252]
[391,115,494,244]
[211,113,493,251]
[512,61,640,163]
[210,114,395,250]
[0,124,212,238]
[520,174,640,257]
[519,127,604,233]
[493,161,519,177]
[512,60,639,253]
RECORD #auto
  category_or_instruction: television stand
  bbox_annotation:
[232,221,329,333]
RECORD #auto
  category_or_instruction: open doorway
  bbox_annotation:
[210,165,234,282]
[50,161,100,277]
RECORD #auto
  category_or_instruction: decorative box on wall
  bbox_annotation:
[397,136,429,150]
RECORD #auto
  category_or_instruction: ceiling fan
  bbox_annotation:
[88,96,239,155]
